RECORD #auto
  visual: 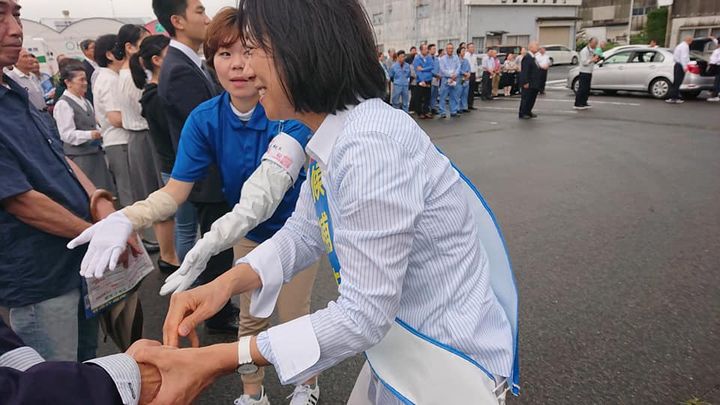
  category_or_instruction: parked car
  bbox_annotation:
[542,44,579,65]
[566,46,716,99]
[474,53,507,97]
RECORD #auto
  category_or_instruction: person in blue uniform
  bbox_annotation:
[389,49,412,112]
[68,8,321,405]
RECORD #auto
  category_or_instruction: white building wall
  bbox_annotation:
[669,15,720,47]
[468,6,579,49]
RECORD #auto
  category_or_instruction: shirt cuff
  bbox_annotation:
[0,346,44,371]
[264,315,321,384]
[85,353,141,405]
[235,239,284,318]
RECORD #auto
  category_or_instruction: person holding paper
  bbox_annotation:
[0,0,139,363]
[132,1,520,404]
[68,8,321,404]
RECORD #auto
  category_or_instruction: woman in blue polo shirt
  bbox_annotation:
[69,8,321,404]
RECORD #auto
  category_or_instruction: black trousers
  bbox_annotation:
[538,69,548,93]
[574,72,592,107]
[414,83,431,115]
[468,73,477,107]
[519,87,539,117]
[669,62,686,100]
[481,71,492,100]
[409,84,419,113]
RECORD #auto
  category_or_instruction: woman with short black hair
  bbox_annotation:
[100,2,520,404]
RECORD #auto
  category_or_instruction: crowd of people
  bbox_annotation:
[378,42,555,119]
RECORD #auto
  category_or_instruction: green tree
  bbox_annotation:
[645,7,668,45]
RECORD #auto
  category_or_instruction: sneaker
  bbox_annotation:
[584,104,592,108]
[573,105,589,110]
[665,99,677,104]
[708,97,720,102]
[234,387,270,405]
[288,384,320,405]
[676,99,685,104]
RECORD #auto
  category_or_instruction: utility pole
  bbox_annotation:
[627,0,635,44]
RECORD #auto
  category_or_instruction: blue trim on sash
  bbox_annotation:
[363,354,415,405]
[308,155,519,399]
[444,155,521,395]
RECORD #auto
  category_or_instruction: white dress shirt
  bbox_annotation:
[465,51,479,75]
[53,91,98,145]
[0,345,140,405]
[535,53,551,69]
[117,69,149,131]
[710,48,720,65]
[241,98,513,404]
[481,55,496,72]
[5,67,46,110]
[674,41,691,67]
[92,67,130,147]
[170,39,203,69]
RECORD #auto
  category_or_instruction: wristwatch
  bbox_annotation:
[237,336,259,375]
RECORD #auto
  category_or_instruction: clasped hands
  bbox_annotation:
[127,271,258,404]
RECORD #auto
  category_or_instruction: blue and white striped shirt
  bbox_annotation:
[246,98,513,403]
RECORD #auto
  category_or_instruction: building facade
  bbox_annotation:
[363,0,581,52]
[579,0,658,44]
[667,0,720,46]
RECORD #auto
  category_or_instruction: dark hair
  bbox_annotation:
[116,24,149,60]
[396,50,406,56]
[95,34,119,67]
[238,0,386,114]
[60,60,86,85]
[456,47,464,56]
[428,44,436,50]
[80,39,95,51]
[409,46,416,51]
[152,0,188,37]
[204,7,242,69]
[129,34,171,89]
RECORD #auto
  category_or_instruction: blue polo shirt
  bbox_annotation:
[0,76,88,308]
[413,54,434,83]
[172,92,312,243]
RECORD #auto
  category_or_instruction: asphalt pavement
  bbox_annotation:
[94,64,720,404]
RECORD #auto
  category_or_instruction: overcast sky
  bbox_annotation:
[19,0,238,22]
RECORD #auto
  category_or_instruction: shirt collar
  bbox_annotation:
[224,92,268,131]
[306,105,355,168]
[86,58,99,70]
[62,90,87,106]
[10,67,32,79]
[170,39,203,69]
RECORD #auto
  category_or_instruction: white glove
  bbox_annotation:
[159,160,295,295]
[67,211,133,279]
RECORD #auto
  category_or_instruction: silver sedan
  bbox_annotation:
[566,46,715,99]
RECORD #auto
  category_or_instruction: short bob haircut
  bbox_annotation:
[203,7,242,69]
[60,60,86,86]
[95,34,119,67]
[237,0,386,114]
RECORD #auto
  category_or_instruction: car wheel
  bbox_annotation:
[649,78,671,99]
[683,90,701,99]
[571,56,578,65]
[572,77,580,94]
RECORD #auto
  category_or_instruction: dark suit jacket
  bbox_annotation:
[83,59,95,104]
[158,45,225,203]
[518,54,542,90]
[0,318,123,404]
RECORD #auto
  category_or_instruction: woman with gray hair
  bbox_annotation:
[53,62,115,192]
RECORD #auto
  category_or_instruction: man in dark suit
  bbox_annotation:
[152,0,238,332]
[1,317,161,404]
[518,41,541,119]
[80,39,97,104]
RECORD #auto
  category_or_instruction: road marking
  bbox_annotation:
[545,79,566,85]
[491,97,641,106]
[480,106,579,114]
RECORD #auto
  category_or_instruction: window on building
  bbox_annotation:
[372,12,383,25]
[505,35,530,47]
[417,4,430,19]
[472,37,485,52]
[712,27,720,38]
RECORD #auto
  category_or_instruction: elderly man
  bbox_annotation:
[574,37,600,110]
[518,41,541,119]
[4,48,45,110]
[666,36,693,104]
[0,0,137,363]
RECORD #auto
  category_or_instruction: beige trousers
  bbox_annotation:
[233,238,319,385]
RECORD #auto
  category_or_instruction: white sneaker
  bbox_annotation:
[665,99,677,104]
[234,387,270,405]
[707,97,720,102]
[288,383,320,405]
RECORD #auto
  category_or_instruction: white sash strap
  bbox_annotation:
[364,320,500,404]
